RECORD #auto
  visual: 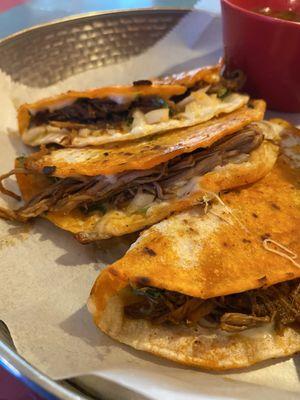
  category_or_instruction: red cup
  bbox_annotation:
[221,0,300,112]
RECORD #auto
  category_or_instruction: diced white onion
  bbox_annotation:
[108,94,135,105]
[144,108,169,124]
[176,94,194,109]
[227,153,249,164]
[23,126,68,146]
[132,110,146,128]
[127,193,155,212]
[177,87,216,112]
[175,177,198,198]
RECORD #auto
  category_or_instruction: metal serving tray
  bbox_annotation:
[0,8,187,400]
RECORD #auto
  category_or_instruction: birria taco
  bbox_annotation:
[18,64,248,147]
[88,123,300,370]
[0,101,281,241]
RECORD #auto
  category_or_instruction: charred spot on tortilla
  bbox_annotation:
[42,166,56,175]
[143,247,156,257]
[133,80,152,86]
[286,272,295,279]
[109,267,119,277]
[252,212,258,218]
[242,238,251,244]
[271,202,281,210]
[261,233,271,241]
[135,277,151,286]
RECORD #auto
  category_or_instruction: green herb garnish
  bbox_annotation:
[217,87,229,99]
[132,286,162,302]
[138,206,150,215]
[126,115,134,126]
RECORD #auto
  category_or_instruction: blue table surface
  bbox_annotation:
[0,0,220,398]
[0,0,221,39]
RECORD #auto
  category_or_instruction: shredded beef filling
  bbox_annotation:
[30,73,243,128]
[0,126,263,222]
[124,279,300,332]
[31,95,171,128]
[0,127,263,220]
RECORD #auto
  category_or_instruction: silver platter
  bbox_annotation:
[0,8,187,400]
[0,8,186,87]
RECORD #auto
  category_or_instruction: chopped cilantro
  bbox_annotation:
[169,107,176,117]
[126,115,134,126]
[138,206,150,215]
[217,87,229,98]
[132,286,162,302]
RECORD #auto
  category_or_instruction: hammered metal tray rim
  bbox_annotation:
[0,7,190,46]
[0,339,91,400]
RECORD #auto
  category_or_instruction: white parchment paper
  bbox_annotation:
[1,9,300,400]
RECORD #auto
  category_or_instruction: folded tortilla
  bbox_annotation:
[153,64,222,87]
[1,102,280,241]
[18,65,248,147]
[88,127,300,370]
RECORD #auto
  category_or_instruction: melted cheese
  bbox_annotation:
[29,99,76,115]
[23,91,249,147]
[22,125,70,146]
[239,322,275,339]
[190,321,275,340]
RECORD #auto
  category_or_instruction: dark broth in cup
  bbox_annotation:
[255,7,300,22]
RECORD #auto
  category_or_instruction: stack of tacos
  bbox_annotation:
[1,63,299,370]
[0,65,279,242]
